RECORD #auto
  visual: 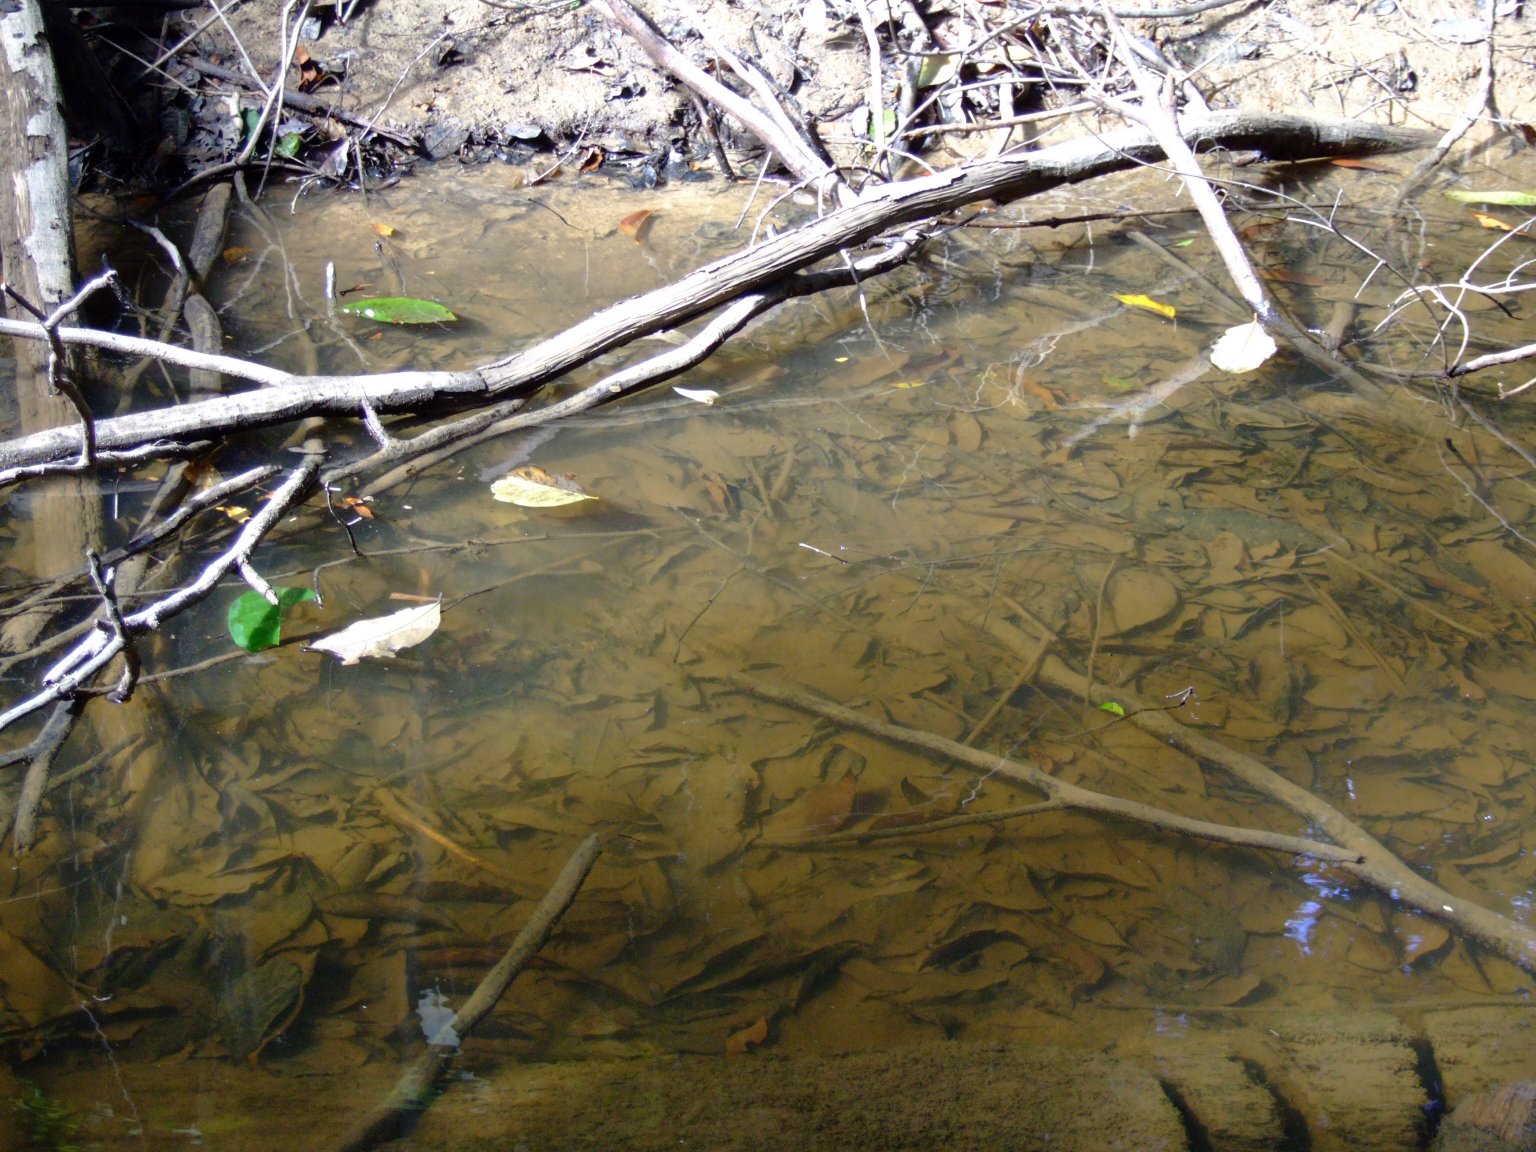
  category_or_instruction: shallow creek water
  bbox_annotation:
[5,155,1536,1148]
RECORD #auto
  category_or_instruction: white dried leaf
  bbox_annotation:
[310,600,441,665]
[673,387,720,405]
[489,466,598,507]
[1210,320,1278,374]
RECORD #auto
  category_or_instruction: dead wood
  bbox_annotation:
[333,834,601,1152]
[748,671,1536,977]
[0,110,1432,477]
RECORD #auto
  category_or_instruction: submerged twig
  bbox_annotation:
[743,678,1363,865]
[333,834,602,1152]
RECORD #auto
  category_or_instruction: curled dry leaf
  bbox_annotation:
[490,464,599,507]
[1209,320,1278,374]
[673,387,720,405]
[725,1016,769,1056]
[310,599,441,665]
[759,774,859,844]
[619,209,656,242]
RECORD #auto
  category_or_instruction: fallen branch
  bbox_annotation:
[749,673,1536,974]
[0,111,1432,476]
[0,446,322,738]
[744,679,1364,866]
[179,56,417,150]
[333,833,602,1152]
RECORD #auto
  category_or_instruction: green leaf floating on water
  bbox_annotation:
[228,587,317,653]
[1098,701,1127,717]
[1445,189,1536,207]
[337,297,458,325]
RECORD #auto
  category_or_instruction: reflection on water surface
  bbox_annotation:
[5,161,1536,1149]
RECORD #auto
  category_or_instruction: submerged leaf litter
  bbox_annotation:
[8,167,1536,1143]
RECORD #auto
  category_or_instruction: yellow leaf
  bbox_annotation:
[216,504,251,522]
[371,222,397,237]
[891,380,926,389]
[1112,293,1176,319]
[490,464,599,508]
[1471,211,1513,232]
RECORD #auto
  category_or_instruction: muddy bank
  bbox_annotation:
[81,0,1536,184]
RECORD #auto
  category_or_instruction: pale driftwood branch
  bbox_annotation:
[0,111,1432,477]
[333,834,602,1152]
[1448,340,1536,379]
[1097,13,1389,400]
[341,240,916,494]
[589,0,844,202]
[0,449,322,737]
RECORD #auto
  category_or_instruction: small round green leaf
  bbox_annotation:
[337,297,458,325]
[228,586,317,653]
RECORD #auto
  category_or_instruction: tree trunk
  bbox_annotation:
[0,0,104,657]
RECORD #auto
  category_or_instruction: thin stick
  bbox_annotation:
[786,800,1066,847]
[744,679,1362,865]
[963,631,1051,747]
[374,787,528,889]
[749,669,1536,973]
[5,698,84,851]
[333,834,601,1152]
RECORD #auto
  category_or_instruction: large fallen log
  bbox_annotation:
[0,111,1430,474]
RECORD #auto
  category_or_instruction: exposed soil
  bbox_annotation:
[188,0,1536,178]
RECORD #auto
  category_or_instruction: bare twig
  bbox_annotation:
[6,697,85,852]
[588,0,846,203]
[333,834,602,1152]
[0,111,1431,476]
[0,448,322,735]
[178,57,417,149]
[744,679,1364,865]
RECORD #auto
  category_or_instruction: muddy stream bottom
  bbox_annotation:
[5,161,1536,1150]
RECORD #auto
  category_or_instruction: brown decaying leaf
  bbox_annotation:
[759,774,859,844]
[578,147,604,172]
[619,209,656,243]
[725,1015,769,1055]
[1015,375,1060,409]
[222,246,253,264]
[1329,156,1392,172]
